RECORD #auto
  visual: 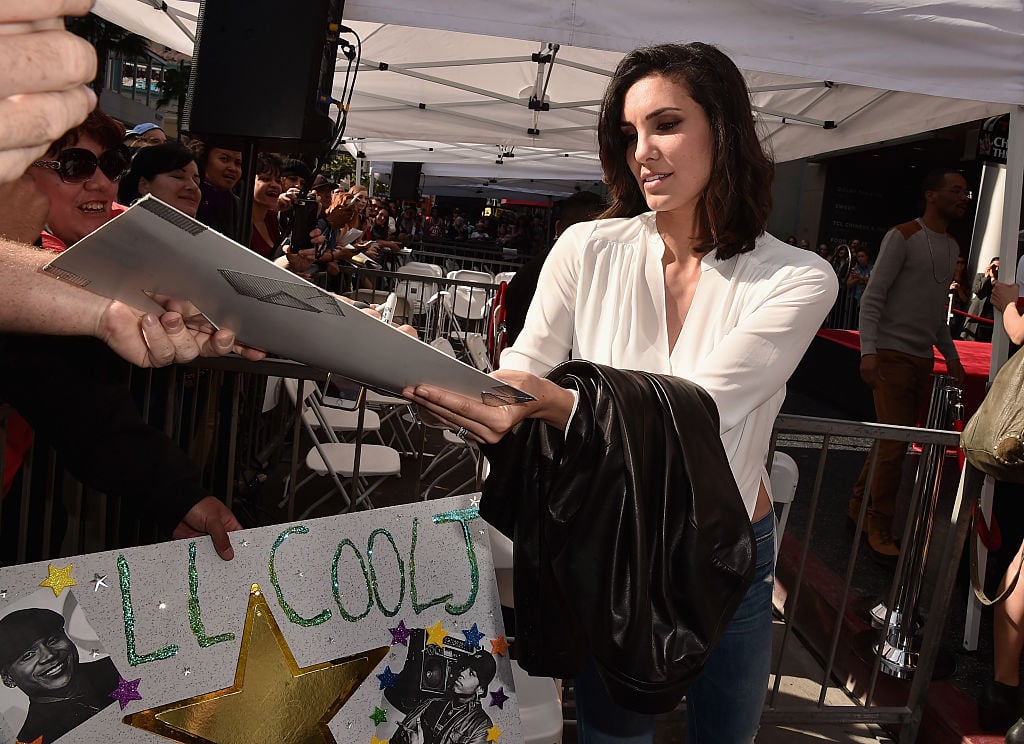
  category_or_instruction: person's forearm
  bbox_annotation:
[0,237,108,336]
[1003,303,1024,345]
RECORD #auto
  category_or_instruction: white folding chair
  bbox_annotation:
[494,270,517,286]
[443,269,494,326]
[281,378,401,517]
[395,261,443,330]
[769,450,799,565]
[282,378,382,436]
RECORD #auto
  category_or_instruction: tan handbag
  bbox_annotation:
[961,346,1024,484]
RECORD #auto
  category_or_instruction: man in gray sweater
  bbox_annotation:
[851,168,968,559]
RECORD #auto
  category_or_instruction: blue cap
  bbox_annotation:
[127,122,163,136]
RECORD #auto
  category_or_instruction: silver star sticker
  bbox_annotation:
[0,589,7,599]
[327,637,335,644]
[296,570,304,578]
[158,601,167,610]
[469,494,481,507]
[241,539,250,547]
[91,573,108,592]
[90,649,102,659]
[183,666,191,676]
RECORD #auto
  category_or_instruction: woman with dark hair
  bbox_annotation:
[30,109,128,253]
[249,152,283,258]
[402,43,837,743]
[188,138,242,239]
[118,143,202,216]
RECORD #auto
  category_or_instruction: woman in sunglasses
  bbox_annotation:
[30,109,129,253]
[118,143,202,217]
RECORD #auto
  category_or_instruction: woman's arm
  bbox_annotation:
[992,281,1024,344]
[404,368,575,444]
[404,225,585,442]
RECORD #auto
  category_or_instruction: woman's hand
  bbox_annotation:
[402,369,575,444]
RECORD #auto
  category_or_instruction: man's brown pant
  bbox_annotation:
[852,349,935,533]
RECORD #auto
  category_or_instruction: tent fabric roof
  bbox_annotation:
[94,0,1020,167]
[345,0,1024,105]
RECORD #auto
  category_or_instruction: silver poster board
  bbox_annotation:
[44,196,530,404]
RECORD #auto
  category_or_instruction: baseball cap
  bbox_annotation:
[0,609,66,667]
[127,122,163,136]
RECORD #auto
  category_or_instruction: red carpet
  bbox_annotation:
[814,329,991,418]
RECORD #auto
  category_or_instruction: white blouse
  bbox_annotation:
[501,212,838,518]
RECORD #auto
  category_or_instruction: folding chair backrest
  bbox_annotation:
[396,262,443,316]
[494,271,517,286]
[444,270,494,321]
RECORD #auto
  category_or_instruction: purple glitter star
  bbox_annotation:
[389,619,412,646]
[489,686,509,709]
[110,676,143,710]
[462,623,485,649]
[376,665,400,689]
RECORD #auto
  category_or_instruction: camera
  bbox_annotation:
[419,635,476,695]
[289,195,320,255]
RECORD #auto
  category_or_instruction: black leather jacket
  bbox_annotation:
[481,360,755,714]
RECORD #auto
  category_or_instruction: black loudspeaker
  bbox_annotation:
[390,162,422,201]
[183,0,337,149]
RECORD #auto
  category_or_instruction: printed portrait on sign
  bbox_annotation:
[0,589,121,744]
[384,629,496,744]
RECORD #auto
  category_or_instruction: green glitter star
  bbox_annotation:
[369,706,388,726]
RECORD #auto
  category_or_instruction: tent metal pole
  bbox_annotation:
[992,104,1024,376]
[963,105,1024,653]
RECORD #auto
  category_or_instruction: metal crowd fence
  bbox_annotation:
[765,376,969,743]
[0,356,305,563]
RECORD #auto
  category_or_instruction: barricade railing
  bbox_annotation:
[0,356,307,562]
[766,390,970,743]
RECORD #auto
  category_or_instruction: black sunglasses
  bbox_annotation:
[32,147,130,184]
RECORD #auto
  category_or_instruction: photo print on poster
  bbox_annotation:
[0,587,124,744]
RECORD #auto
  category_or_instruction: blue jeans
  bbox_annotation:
[574,511,776,744]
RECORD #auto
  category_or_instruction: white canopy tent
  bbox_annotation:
[95,0,1020,165]
[95,0,1023,357]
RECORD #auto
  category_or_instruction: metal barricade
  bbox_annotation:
[766,393,972,743]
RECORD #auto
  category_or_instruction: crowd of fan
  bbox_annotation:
[39,109,552,297]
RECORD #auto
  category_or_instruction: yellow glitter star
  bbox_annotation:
[126,585,387,744]
[39,564,76,597]
[370,736,389,744]
[425,621,449,647]
[486,724,502,741]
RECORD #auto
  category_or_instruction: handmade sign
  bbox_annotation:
[0,495,521,744]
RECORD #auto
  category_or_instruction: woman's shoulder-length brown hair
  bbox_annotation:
[597,42,774,260]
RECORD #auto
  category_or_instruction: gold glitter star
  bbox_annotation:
[370,736,389,744]
[39,564,76,597]
[425,621,449,647]
[486,724,502,741]
[125,584,387,744]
